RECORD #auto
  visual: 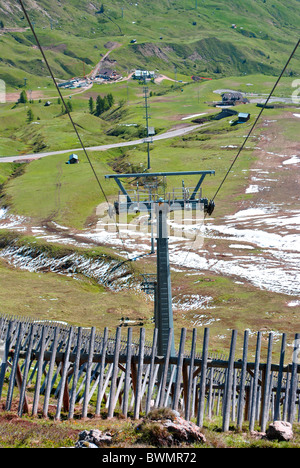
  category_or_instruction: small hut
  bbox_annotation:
[66,154,79,164]
[238,113,250,123]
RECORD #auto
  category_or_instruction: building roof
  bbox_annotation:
[222,91,244,100]
[134,70,155,76]
[100,68,113,74]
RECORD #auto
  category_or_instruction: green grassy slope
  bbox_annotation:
[0,71,298,227]
[0,0,299,348]
[0,0,299,89]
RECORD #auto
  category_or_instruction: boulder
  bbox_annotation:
[266,421,293,442]
[75,429,113,448]
[163,416,207,444]
[75,440,98,449]
[136,409,206,446]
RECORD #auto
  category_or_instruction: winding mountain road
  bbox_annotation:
[0,123,207,163]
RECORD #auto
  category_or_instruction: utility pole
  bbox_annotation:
[143,86,152,170]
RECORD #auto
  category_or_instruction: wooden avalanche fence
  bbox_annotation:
[0,315,299,431]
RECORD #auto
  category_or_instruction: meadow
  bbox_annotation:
[0,73,299,357]
[0,72,296,227]
[1,0,299,90]
[0,0,299,359]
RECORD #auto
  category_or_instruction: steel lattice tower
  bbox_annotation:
[105,171,215,359]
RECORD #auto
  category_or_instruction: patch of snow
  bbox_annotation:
[224,208,300,230]
[283,156,300,165]
[226,208,270,220]
[0,208,7,219]
[169,248,300,296]
[173,294,215,311]
[206,224,300,252]
[245,185,259,193]
[191,314,220,327]
[52,222,69,230]
[287,300,300,307]
[182,113,207,120]
[229,244,254,249]
[221,145,239,149]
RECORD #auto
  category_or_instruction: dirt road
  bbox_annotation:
[0,123,207,163]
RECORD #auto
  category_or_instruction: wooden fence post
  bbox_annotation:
[185,328,197,421]
[68,327,82,419]
[208,368,214,420]
[232,368,237,421]
[6,322,23,411]
[122,327,133,417]
[249,331,262,432]
[0,320,14,401]
[134,328,145,420]
[222,329,237,432]
[172,328,186,412]
[197,327,209,429]
[237,329,249,430]
[82,327,96,418]
[108,327,121,418]
[145,328,158,416]
[261,332,273,432]
[95,327,108,416]
[283,372,290,421]
[55,327,73,421]
[274,333,286,421]
[158,328,173,408]
[32,325,48,416]
[288,333,300,424]
[43,326,60,418]
[18,324,36,417]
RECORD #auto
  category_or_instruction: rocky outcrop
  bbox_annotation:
[136,409,206,447]
[72,410,206,448]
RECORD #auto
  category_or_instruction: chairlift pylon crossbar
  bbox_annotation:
[105,170,215,205]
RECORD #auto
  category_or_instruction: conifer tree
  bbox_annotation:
[95,95,104,116]
[107,93,114,107]
[89,96,94,114]
[19,90,28,104]
[27,108,34,123]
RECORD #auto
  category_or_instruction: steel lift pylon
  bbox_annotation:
[105,171,215,358]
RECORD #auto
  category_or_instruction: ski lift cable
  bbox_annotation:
[18,0,300,284]
[18,0,108,205]
[212,38,300,203]
[18,0,136,275]
[173,37,299,278]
